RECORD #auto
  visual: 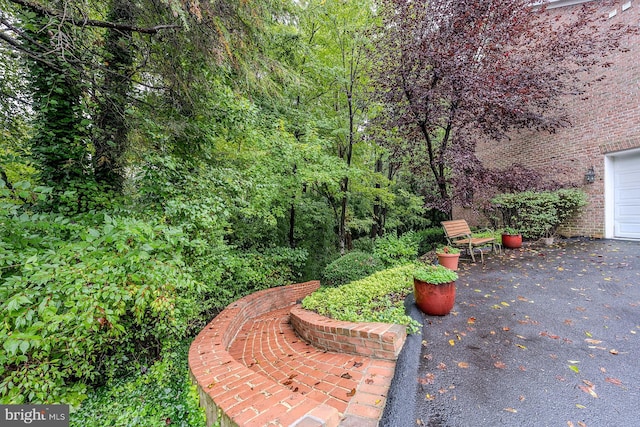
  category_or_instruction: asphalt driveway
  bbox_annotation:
[381,238,640,427]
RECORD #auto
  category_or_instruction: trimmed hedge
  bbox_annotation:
[321,250,384,287]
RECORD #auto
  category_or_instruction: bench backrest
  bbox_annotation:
[441,220,472,239]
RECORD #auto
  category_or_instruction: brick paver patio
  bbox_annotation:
[227,307,396,426]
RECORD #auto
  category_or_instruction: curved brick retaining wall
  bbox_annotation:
[290,308,405,360]
[188,280,407,427]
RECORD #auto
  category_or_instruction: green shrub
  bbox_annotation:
[217,246,309,297]
[373,231,420,266]
[415,227,446,254]
[303,264,421,333]
[0,210,206,405]
[489,189,587,238]
[321,250,383,287]
[351,236,375,253]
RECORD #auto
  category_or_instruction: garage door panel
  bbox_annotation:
[613,151,640,239]
[616,171,640,188]
[616,206,640,217]
[617,223,640,235]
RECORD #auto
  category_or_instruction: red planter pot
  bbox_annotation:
[501,233,522,249]
[413,279,456,316]
[437,253,460,271]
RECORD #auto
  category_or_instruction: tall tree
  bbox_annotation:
[373,0,629,217]
[92,0,136,190]
[312,0,377,253]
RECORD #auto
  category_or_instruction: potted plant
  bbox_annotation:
[501,227,522,249]
[435,245,461,271]
[413,265,459,315]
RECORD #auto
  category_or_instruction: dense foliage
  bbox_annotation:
[70,340,205,427]
[488,189,588,238]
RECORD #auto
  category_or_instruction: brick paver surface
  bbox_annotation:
[227,307,396,426]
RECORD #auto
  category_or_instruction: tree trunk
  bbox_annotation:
[289,164,298,248]
[371,156,384,238]
[93,0,135,191]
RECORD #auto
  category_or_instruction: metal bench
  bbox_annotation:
[441,220,498,263]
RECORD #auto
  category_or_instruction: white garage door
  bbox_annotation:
[614,151,640,239]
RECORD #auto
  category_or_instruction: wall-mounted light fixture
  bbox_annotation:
[584,166,596,184]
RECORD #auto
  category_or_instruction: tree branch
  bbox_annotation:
[9,0,181,34]
[0,31,64,72]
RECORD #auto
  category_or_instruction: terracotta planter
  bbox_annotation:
[501,233,522,249]
[437,252,460,271]
[413,279,456,316]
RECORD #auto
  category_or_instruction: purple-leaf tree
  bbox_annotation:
[372,0,629,217]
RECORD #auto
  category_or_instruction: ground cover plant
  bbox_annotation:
[303,264,422,333]
[70,340,206,427]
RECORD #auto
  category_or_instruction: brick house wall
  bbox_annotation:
[455,0,640,238]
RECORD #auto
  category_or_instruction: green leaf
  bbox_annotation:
[3,340,20,356]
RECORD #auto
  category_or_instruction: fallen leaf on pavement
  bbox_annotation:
[494,361,506,369]
[418,373,435,385]
[578,380,598,398]
[609,349,619,355]
[605,377,623,386]
[503,408,517,413]
[457,361,469,369]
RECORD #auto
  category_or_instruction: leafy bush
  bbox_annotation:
[373,231,420,266]
[489,189,587,238]
[303,264,421,333]
[321,250,383,287]
[415,227,446,254]
[0,201,207,404]
[217,247,309,297]
[70,340,206,427]
[351,237,375,253]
